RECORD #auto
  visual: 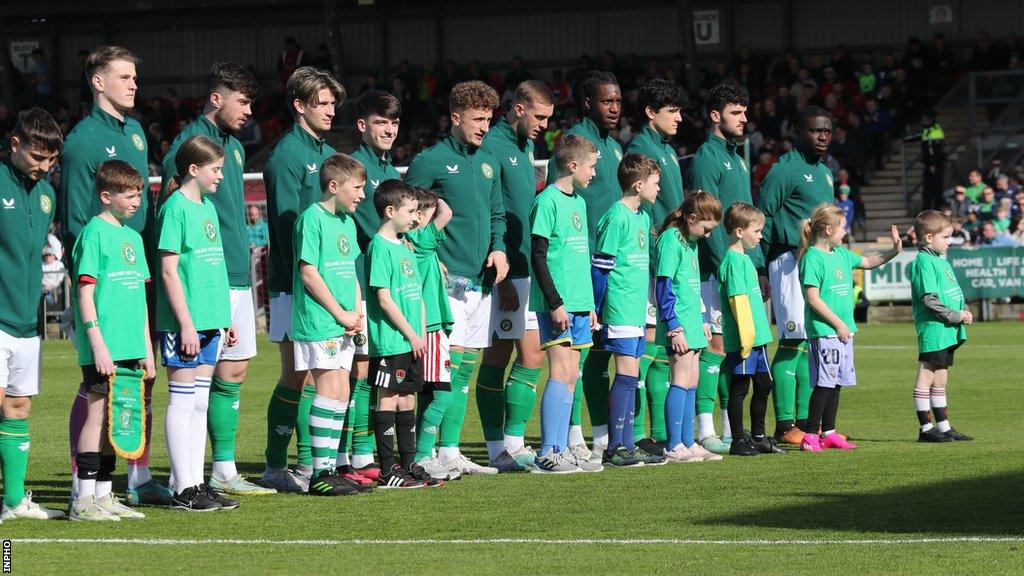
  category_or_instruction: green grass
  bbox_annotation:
[3,323,1024,575]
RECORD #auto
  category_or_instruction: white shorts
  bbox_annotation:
[700,276,724,335]
[447,288,495,349]
[493,277,538,340]
[769,250,807,340]
[268,293,293,343]
[353,300,369,356]
[423,330,452,383]
[220,287,258,361]
[646,278,657,326]
[0,329,40,397]
[293,335,355,371]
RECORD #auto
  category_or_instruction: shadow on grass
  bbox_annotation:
[704,470,1024,535]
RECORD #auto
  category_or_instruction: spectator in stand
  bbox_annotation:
[963,210,982,239]
[1012,189,1024,219]
[619,53,642,91]
[919,109,946,210]
[830,44,857,81]
[858,61,877,95]
[861,97,891,168]
[955,168,987,202]
[949,187,971,218]
[790,67,817,100]
[972,186,997,218]
[993,173,1015,202]
[949,216,970,246]
[238,116,262,159]
[569,54,594,88]
[969,31,1003,72]
[929,34,956,93]
[311,42,333,72]
[828,125,856,170]
[548,68,573,108]
[246,204,268,247]
[993,205,1012,232]
[759,97,783,139]
[360,73,383,96]
[986,158,1005,185]
[41,245,66,305]
[836,184,855,238]
[28,49,54,109]
[505,56,531,91]
[977,220,1017,247]
[466,60,490,86]
[752,149,775,197]
[277,36,309,81]
[745,119,764,157]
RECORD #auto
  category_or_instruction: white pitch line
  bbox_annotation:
[10,536,1024,546]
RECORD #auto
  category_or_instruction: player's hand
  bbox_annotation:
[180,327,201,358]
[889,225,903,252]
[498,280,520,312]
[589,310,600,331]
[93,344,116,377]
[836,322,852,343]
[703,323,712,342]
[439,261,449,282]
[961,310,973,325]
[758,275,772,301]
[740,345,752,359]
[143,350,156,381]
[226,326,239,347]
[551,306,569,333]
[670,330,689,355]
[337,310,362,331]
[486,251,509,284]
[410,335,427,359]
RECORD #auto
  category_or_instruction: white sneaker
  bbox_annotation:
[567,443,604,472]
[70,496,120,522]
[415,457,459,480]
[507,445,537,468]
[663,444,702,463]
[490,450,526,473]
[95,494,145,519]
[688,443,724,461]
[1,492,66,520]
[441,454,498,475]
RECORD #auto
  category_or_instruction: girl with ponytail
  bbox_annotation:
[797,202,901,452]
[655,190,725,462]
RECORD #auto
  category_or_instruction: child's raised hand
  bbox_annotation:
[889,225,903,252]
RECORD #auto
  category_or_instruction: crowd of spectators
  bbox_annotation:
[930,161,1024,247]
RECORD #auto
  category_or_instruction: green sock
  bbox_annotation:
[771,339,802,427]
[0,417,30,508]
[439,348,476,448]
[475,363,506,442]
[696,350,725,415]
[633,342,657,441]
[265,384,301,468]
[350,378,375,457]
[415,390,452,461]
[646,346,671,442]
[794,342,812,422]
[582,349,611,427]
[296,384,316,466]
[331,406,346,469]
[309,395,336,477]
[208,377,241,463]
[717,369,730,411]
[570,347,589,426]
[504,364,541,437]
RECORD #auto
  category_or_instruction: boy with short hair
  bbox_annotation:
[593,153,666,467]
[407,188,458,481]
[718,202,782,457]
[907,210,973,443]
[530,135,603,474]
[70,160,154,521]
[291,153,371,496]
[365,180,429,488]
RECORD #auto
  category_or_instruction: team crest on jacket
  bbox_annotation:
[614,149,623,161]
[528,151,535,164]
[204,219,218,242]
[234,149,243,167]
[39,194,52,214]
[337,234,350,255]
[571,212,583,231]
[826,173,834,187]
[400,258,415,278]
[121,242,137,265]
[132,133,146,151]
[481,162,494,179]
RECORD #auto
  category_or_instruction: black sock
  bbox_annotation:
[804,386,831,433]
[395,409,417,471]
[775,419,795,436]
[795,418,809,431]
[932,406,948,425]
[76,451,100,482]
[727,377,751,441]
[750,372,772,438]
[822,386,841,433]
[374,410,397,471]
[98,453,116,483]
[916,410,932,426]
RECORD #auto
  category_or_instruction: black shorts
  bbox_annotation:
[80,360,143,395]
[919,344,960,369]
[368,353,424,393]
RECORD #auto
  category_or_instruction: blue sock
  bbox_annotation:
[556,384,575,452]
[682,387,697,448]
[666,385,686,450]
[539,379,569,455]
[607,373,636,452]
[622,375,639,450]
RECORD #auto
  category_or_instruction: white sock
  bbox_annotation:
[936,420,951,433]
[191,377,212,487]
[166,380,195,494]
[78,478,96,499]
[697,413,717,440]
[504,434,524,453]
[485,440,505,462]
[71,476,80,499]
[590,424,608,452]
[438,446,460,462]
[822,429,835,437]
[96,480,112,499]
[351,454,374,468]
[336,452,350,467]
[127,463,153,489]
[720,409,732,438]
[920,422,934,432]
[568,424,586,447]
[212,460,238,482]
[332,406,347,469]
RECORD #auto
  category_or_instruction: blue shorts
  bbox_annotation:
[808,336,856,388]
[598,330,646,358]
[161,329,222,368]
[725,345,771,376]
[536,311,593,350]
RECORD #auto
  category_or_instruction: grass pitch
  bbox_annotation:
[3,322,1023,575]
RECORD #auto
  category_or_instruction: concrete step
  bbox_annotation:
[862,184,909,194]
